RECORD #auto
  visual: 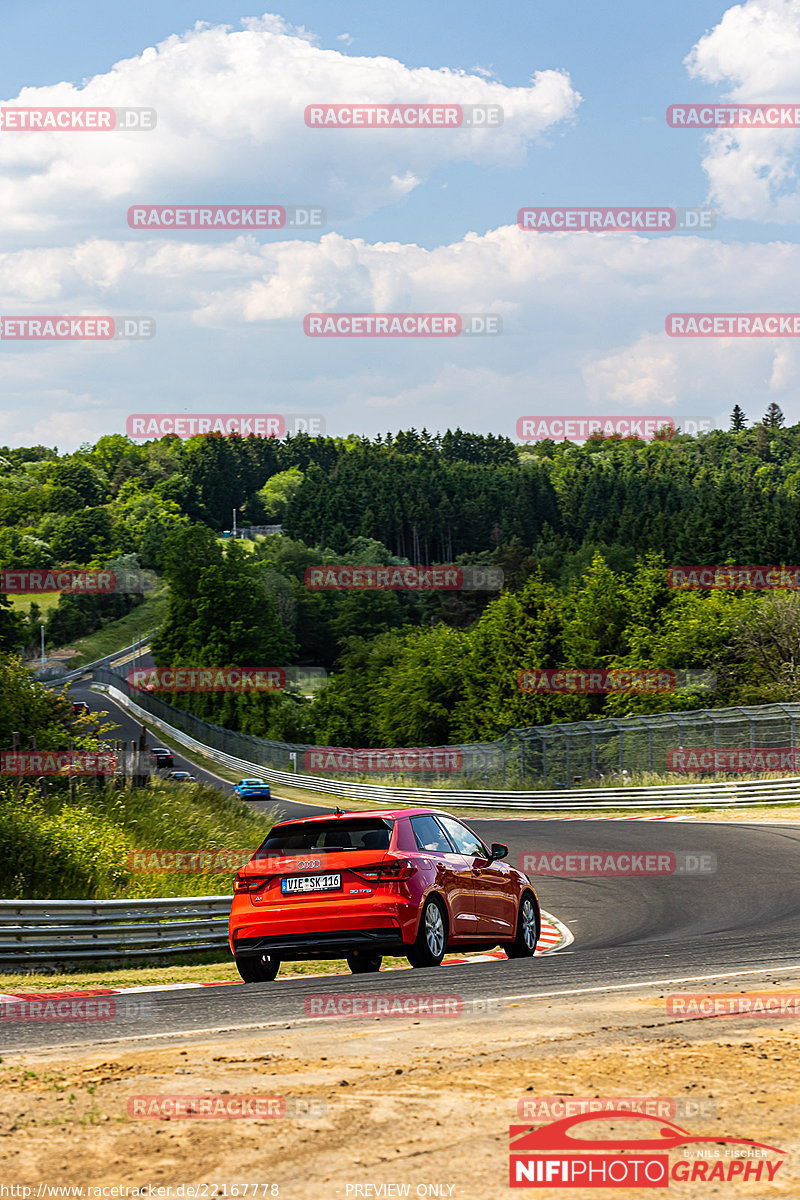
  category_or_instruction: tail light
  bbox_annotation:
[234,874,272,893]
[352,858,415,883]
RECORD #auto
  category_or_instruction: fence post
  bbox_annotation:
[68,737,75,802]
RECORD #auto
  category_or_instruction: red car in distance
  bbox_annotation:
[229,807,540,982]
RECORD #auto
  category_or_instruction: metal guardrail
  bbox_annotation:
[0,896,232,963]
[99,682,800,810]
[38,635,152,687]
[95,665,800,792]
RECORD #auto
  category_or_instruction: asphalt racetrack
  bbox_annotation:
[9,680,798,1054]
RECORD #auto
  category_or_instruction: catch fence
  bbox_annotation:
[93,668,800,789]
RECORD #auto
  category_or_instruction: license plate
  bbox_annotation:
[281,873,342,895]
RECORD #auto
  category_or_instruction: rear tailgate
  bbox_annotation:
[243,850,390,906]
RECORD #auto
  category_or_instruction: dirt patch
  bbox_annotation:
[0,970,797,1198]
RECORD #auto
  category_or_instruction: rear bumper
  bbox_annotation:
[233,928,406,959]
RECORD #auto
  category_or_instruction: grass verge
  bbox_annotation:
[62,589,169,667]
[7,593,61,615]
[0,776,278,900]
[0,953,419,992]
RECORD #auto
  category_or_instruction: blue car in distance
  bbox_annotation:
[234,777,272,800]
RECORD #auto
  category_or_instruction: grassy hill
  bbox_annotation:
[0,777,276,900]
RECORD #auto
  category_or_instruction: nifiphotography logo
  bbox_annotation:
[508,1111,785,1187]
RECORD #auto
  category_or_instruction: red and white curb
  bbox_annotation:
[0,912,572,1004]
[515,814,694,822]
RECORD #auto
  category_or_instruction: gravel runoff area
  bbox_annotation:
[0,967,797,1199]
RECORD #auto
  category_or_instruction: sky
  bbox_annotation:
[1,0,800,450]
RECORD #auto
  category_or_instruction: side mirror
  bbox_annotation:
[489,843,509,861]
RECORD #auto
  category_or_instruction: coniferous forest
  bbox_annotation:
[3,418,800,747]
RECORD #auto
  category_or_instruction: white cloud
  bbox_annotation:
[0,13,580,244]
[581,329,797,423]
[685,0,800,221]
[1,224,799,447]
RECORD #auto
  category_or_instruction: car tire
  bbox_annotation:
[235,953,280,983]
[346,951,383,974]
[505,892,539,958]
[408,896,448,968]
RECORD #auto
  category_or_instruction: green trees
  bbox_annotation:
[305,553,800,746]
[254,466,304,523]
[0,598,26,654]
[151,526,297,735]
[312,625,468,747]
[0,654,78,748]
[49,508,115,562]
[110,483,188,570]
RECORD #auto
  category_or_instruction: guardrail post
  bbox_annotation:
[565,731,571,788]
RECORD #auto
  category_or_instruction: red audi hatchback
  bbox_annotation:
[229,807,540,982]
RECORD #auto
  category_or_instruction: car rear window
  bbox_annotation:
[256,817,394,854]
